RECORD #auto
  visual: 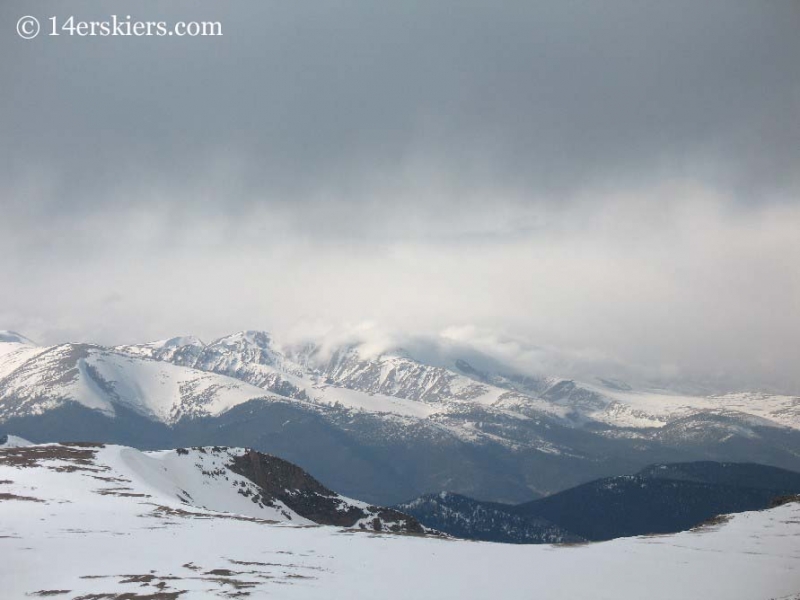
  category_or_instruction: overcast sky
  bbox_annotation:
[1,1,798,392]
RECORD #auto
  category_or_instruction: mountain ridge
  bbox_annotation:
[0,438,426,533]
[2,329,800,504]
[399,460,800,543]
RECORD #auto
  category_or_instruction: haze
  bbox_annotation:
[1,1,798,392]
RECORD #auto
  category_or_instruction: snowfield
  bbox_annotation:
[2,439,800,599]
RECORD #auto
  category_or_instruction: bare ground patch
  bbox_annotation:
[70,559,323,599]
[0,445,106,474]
[144,504,279,525]
[95,488,152,499]
[691,514,733,533]
[72,593,185,600]
[0,492,45,503]
[91,476,132,484]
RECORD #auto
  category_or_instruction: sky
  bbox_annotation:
[1,1,799,392]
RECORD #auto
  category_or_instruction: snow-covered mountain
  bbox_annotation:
[112,330,800,431]
[0,439,424,532]
[2,438,800,599]
[0,341,280,423]
[2,329,800,504]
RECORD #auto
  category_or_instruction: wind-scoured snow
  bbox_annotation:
[1,440,799,599]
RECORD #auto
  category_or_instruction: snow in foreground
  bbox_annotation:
[1,442,800,599]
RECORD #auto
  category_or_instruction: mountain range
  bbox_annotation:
[398,461,800,543]
[2,328,800,505]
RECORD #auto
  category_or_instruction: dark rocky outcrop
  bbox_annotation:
[229,448,426,533]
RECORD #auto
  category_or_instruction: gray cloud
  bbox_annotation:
[1,1,798,392]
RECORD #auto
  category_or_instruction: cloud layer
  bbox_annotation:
[1,1,798,391]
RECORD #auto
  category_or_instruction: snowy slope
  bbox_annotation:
[0,341,297,423]
[307,344,507,404]
[588,384,800,431]
[82,351,278,422]
[0,442,425,530]
[116,333,448,419]
[2,441,800,599]
[0,336,46,378]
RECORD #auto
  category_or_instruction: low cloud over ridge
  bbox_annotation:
[1,0,798,392]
